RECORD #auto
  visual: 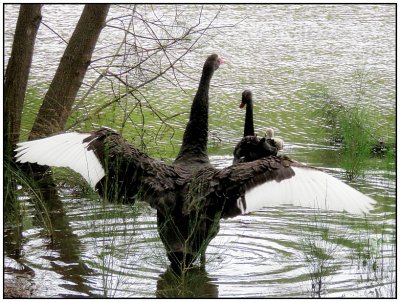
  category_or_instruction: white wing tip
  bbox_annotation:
[14,132,105,189]
[242,166,376,216]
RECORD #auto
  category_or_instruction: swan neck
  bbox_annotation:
[244,101,254,136]
[174,68,214,164]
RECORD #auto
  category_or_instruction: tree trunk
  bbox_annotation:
[4,4,42,244]
[4,4,42,154]
[29,4,110,139]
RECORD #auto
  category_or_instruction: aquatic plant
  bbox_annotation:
[338,105,375,179]
[4,159,23,258]
[351,217,396,297]
[301,71,394,180]
[4,160,54,258]
[299,211,339,298]
[86,198,142,297]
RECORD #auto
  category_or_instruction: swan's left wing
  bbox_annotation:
[209,156,375,217]
[14,128,180,212]
[15,132,105,188]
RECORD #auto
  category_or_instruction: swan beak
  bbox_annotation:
[218,57,225,65]
[239,102,245,109]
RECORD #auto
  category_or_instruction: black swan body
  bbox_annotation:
[15,54,375,272]
[233,90,279,164]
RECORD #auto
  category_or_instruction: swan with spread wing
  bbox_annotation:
[15,54,375,272]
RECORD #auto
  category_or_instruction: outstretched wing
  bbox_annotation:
[15,128,179,209]
[15,132,105,188]
[209,156,375,217]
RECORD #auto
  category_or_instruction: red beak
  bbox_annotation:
[239,102,245,109]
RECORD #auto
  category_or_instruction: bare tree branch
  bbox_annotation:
[65,5,235,153]
[40,21,68,45]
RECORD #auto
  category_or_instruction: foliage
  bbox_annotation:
[338,105,375,179]
[299,70,395,180]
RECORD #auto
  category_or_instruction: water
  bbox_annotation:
[4,4,396,298]
[4,157,396,298]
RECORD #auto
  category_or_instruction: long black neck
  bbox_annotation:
[244,101,254,137]
[174,67,214,166]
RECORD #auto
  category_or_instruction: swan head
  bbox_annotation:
[265,128,284,150]
[205,54,224,72]
[273,137,284,150]
[265,128,274,138]
[240,90,253,108]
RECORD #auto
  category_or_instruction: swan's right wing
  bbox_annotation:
[210,156,375,217]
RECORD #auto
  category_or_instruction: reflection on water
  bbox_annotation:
[157,267,218,298]
[39,185,94,297]
[4,181,95,297]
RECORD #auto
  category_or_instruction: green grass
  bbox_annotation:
[339,105,376,179]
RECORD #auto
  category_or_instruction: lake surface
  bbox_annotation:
[4,4,396,298]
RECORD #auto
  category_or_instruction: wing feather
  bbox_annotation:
[210,157,375,217]
[14,129,180,212]
[243,166,375,215]
[15,132,105,189]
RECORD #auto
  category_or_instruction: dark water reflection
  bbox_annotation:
[6,181,95,297]
[157,267,218,298]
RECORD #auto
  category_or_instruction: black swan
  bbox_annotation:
[15,54,375,272]
[233,90,279,163]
